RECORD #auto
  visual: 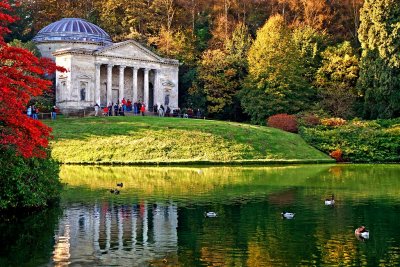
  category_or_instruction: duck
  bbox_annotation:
[204,211,217,218]
[281,212,295,219]
[355,226,369,239]
[325,194,335,206]
[117,182,123,187]
[110,189,120,195]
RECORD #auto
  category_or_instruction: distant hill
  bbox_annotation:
[46,116,333,165]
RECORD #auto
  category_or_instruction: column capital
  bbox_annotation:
[107,64,114,69]
[119,65,126,69]
[95,63,102,68]
[131,66,139,71]
[144,68,151,72]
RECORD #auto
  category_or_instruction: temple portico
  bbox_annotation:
[33,18,179,113]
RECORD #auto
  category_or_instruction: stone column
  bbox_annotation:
[95,63,101,105]
[106,64,113,105]
[132,67,138,102]
[119,65,126,102]
[154,69,159,106]
[143,68,150,108]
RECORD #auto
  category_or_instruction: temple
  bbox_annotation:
[33,18,179,113]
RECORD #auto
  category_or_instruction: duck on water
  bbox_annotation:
[355,226,369,239]
[325,194,335,206]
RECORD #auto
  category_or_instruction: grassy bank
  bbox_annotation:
[46,116,333,164]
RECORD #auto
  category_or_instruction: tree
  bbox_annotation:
[192,23,251,119]
[358,0,400,118]
[315,41,360,118]
[241,15,313,124]
[0,0,65,158]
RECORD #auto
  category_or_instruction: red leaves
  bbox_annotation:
[267,113,298,133]
[0,0,65,158]
[329,149,343,162]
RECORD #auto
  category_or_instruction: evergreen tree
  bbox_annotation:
[358,0,400,118]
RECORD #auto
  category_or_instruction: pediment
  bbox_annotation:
[95,40,162,62]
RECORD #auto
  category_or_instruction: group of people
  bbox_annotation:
[93,99,203,119]
[26,105,58,120]
[153,104,171,117]
[26,105,39,119]
[95,99,147,117]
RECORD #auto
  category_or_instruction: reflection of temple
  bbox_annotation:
[52,202,178,265]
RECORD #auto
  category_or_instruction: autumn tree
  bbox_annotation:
[241,15,314,124]
[192,23,251,119]
[0,0,64,158]
[358,0,400,118]
[0,0,64,209]
[315,41,360,118]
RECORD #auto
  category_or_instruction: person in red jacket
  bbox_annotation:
[140,104,146,116]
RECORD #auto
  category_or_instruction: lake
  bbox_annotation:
[1,164,400,266]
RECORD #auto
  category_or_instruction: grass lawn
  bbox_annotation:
[46,116,333,164]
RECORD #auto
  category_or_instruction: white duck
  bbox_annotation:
[204,212,217,218]
[325,194,335,206]
[281,212,295,219]
[355,226,369,239]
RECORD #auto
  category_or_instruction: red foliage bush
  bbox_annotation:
[267,114,298,133]
[0,0,65,158]
[300,113,320,127]
[329,149,343,162]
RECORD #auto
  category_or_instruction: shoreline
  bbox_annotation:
[59,158,336,166]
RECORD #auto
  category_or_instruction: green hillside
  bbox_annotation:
[46,116,333,164]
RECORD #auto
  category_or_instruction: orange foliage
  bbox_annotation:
[329,149,343,162]
[321,117,347,127]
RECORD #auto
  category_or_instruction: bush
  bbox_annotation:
[297,113,321,127]
[0,149,62,210]
[320,117,347,127]
[329,149,343,162]
[267,114,298,133]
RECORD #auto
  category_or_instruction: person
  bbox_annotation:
[121,98,127,112]
[140,104,146,116]
[34,106,39,120]
[118,103,125,116]
[133,102,138,115]
[196,109,201,119]
[27,106,32,118]
[158,105,165,117]
[108,103,112,116]
[103,106,109,116]
[127,99,132,111]
[94,103,100,116]
[114,102,118,116]
[165,106,171,117]
[51,106,57,120]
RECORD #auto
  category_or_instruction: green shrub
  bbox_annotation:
[0,149,62,210]
[299,119,400,162]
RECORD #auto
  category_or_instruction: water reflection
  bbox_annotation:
[1,165,400,266]
[52,202,178,266]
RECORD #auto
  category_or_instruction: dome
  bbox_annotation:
[33,18,112,44]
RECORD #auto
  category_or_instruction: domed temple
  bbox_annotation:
[33,18,179,113]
